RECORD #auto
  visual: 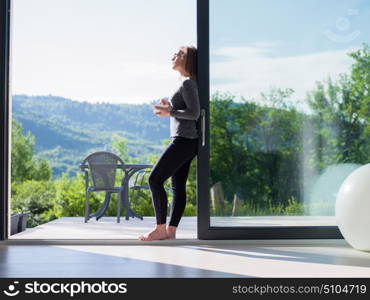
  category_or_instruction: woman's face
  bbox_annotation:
[172,47,187,73]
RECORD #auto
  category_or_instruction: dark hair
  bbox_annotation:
[184,46,197,81]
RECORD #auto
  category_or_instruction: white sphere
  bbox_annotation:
[336,163,370,251]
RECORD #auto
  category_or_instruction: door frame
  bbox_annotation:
[0,0,11,241]
[1,0,343,241]
[196,0,342,240]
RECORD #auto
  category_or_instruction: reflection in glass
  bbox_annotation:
[209,0,370,226]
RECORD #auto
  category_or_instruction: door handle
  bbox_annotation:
[201,109,206,147]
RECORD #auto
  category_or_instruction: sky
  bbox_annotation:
[11,0,197,104]
[209,0,370,109]
[11,0,370,106]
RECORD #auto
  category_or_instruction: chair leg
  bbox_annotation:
[117,191,121,223]
[124,193,130,221]
[131,189,143,220]
[85,190,90,223]
[94,191,111,221]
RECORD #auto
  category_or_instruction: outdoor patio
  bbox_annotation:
[9,216,336,240]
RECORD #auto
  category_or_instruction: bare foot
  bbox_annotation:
[166,225,177,239]
[139,225,168,241]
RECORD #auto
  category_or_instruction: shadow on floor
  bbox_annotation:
[0,245,250,278]
[183,244,370,269]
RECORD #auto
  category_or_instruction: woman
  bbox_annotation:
[139,46,199,241]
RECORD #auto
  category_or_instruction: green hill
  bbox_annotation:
[12,95,169,177]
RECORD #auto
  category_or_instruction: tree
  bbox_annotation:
[209,89,302,212]
[111,134,130,162]
[307,43,370,167]
[11,119,52,182]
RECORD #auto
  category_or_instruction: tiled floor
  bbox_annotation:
[1,239,370,277]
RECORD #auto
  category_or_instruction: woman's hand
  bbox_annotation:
[153,105,171,117]
[153,98,171,117]
[160,98,170,105]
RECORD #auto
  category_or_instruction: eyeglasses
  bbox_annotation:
[173,51,186,58]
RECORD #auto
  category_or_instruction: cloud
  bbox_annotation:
[210,45,356,107]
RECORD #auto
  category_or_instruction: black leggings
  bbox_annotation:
[148,136,198,226]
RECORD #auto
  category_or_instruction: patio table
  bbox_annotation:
[79,163,153,222]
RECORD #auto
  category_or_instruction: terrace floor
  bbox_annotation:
[9,216,337,240]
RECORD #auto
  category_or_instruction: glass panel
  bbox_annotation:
[209,0,370,227]
[10,0,197,239]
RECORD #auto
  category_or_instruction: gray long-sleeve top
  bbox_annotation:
[169,78,200,139]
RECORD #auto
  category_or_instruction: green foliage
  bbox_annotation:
[11,119,52,182]
[183,203,197,216]
[112,134,130,162]
[284,197,304,216]
[54,172,97,217]
[11,119,54,227]
[11,180,58,227]
[307,44,370,167]
[210,88,301,209]
[208,44,370,217]
[130,189,155,217]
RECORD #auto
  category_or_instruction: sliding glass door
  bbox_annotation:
[197,0,370,239]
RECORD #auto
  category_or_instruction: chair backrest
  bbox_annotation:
[82,151,124,189]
